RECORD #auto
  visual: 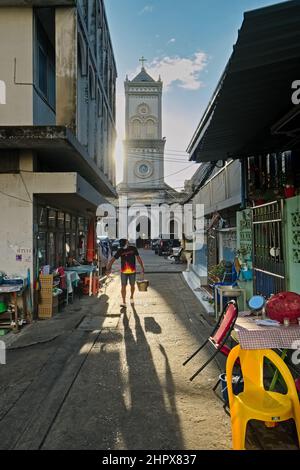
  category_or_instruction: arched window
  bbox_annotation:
[80,0,88,23]
[89,0,97,54]
[78,31,87,76]
[97,87,103,117]
[146,119,156,139]
[132,119,141,139]
[89,66,96,99]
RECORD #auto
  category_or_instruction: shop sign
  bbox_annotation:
[15,248,32,263]
[292,80,300,105]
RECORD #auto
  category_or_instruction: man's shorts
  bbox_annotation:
[121,273,136,287]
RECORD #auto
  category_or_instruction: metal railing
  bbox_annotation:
[252,200,286,297]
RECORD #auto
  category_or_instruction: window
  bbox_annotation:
[48,232,56,268]
[65,232,71,257]
[48,209,56,228]
[65,214,71,230]
[38,47,47,96]
[132,119,141,139]
[57,232,65,266]
[146,119,156,139]
[71,216,77,231]
[97,88,103,117]
[78,217,88,231]
[57,212,65,229]
[48,62,55,109]
[36,14,56,109]
[89,67,96,100]
[38,206,47,227]
[37,232,47,267]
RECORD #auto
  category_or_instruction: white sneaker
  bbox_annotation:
[130,298,135,305]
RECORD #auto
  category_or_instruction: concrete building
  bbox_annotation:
[0,1,117,298]
[184,160,241,286]
[186,0,300,304]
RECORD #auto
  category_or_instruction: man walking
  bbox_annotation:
[106,239,144,307]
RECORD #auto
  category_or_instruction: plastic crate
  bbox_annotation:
[38,305,52,319]
[39,275,53,287]
[38,304,58,319]
[39,286,53,296]
[39,295,58,306]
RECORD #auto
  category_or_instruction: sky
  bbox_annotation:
[105,0,286,190]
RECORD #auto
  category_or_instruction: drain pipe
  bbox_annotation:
[240,157,247,210]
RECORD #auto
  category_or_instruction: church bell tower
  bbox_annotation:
[119,58,167,200]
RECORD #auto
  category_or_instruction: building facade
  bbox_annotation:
[184,160,241,285]
[186,0,300,303]
[0,1,117,304]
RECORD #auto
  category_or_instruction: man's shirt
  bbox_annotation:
[114,246,140,274]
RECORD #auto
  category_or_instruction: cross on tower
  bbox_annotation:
[139,56,147,68]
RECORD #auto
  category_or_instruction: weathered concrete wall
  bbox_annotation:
[0,152,33,278]
[0,8,33,125]
[55,7,77,131]
[0,158,106,278]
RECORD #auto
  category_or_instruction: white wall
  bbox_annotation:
[0,173,33,278]
[0,8,33,125]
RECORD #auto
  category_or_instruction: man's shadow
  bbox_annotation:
[121,306,183,449]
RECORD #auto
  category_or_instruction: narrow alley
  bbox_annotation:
[1,250,298,450]
[0,251,231,450]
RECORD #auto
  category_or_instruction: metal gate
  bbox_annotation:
[252,200,286,297]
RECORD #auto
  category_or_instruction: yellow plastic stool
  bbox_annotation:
[226,345,300,450]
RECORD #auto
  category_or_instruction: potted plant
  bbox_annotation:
[209,261,226,283]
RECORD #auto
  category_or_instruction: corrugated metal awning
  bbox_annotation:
[188,0,300,162]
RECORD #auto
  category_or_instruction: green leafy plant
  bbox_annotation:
[209,261,226,282]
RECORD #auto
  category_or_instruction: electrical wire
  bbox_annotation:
[126,163,196,185]
[20,172,33,203]
[125,152,192,163]
[165,148,189,154]
[126,155,191,164]
[0,189,32,204]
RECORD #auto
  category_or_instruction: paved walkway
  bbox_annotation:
[0,251,298,450]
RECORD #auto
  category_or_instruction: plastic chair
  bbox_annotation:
[226,345,300,450]
[169,248,184,264]
[183,300,238,381]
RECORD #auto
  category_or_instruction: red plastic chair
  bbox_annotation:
[183,300,239,381]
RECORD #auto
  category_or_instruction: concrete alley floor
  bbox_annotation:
[0,250,298,450]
